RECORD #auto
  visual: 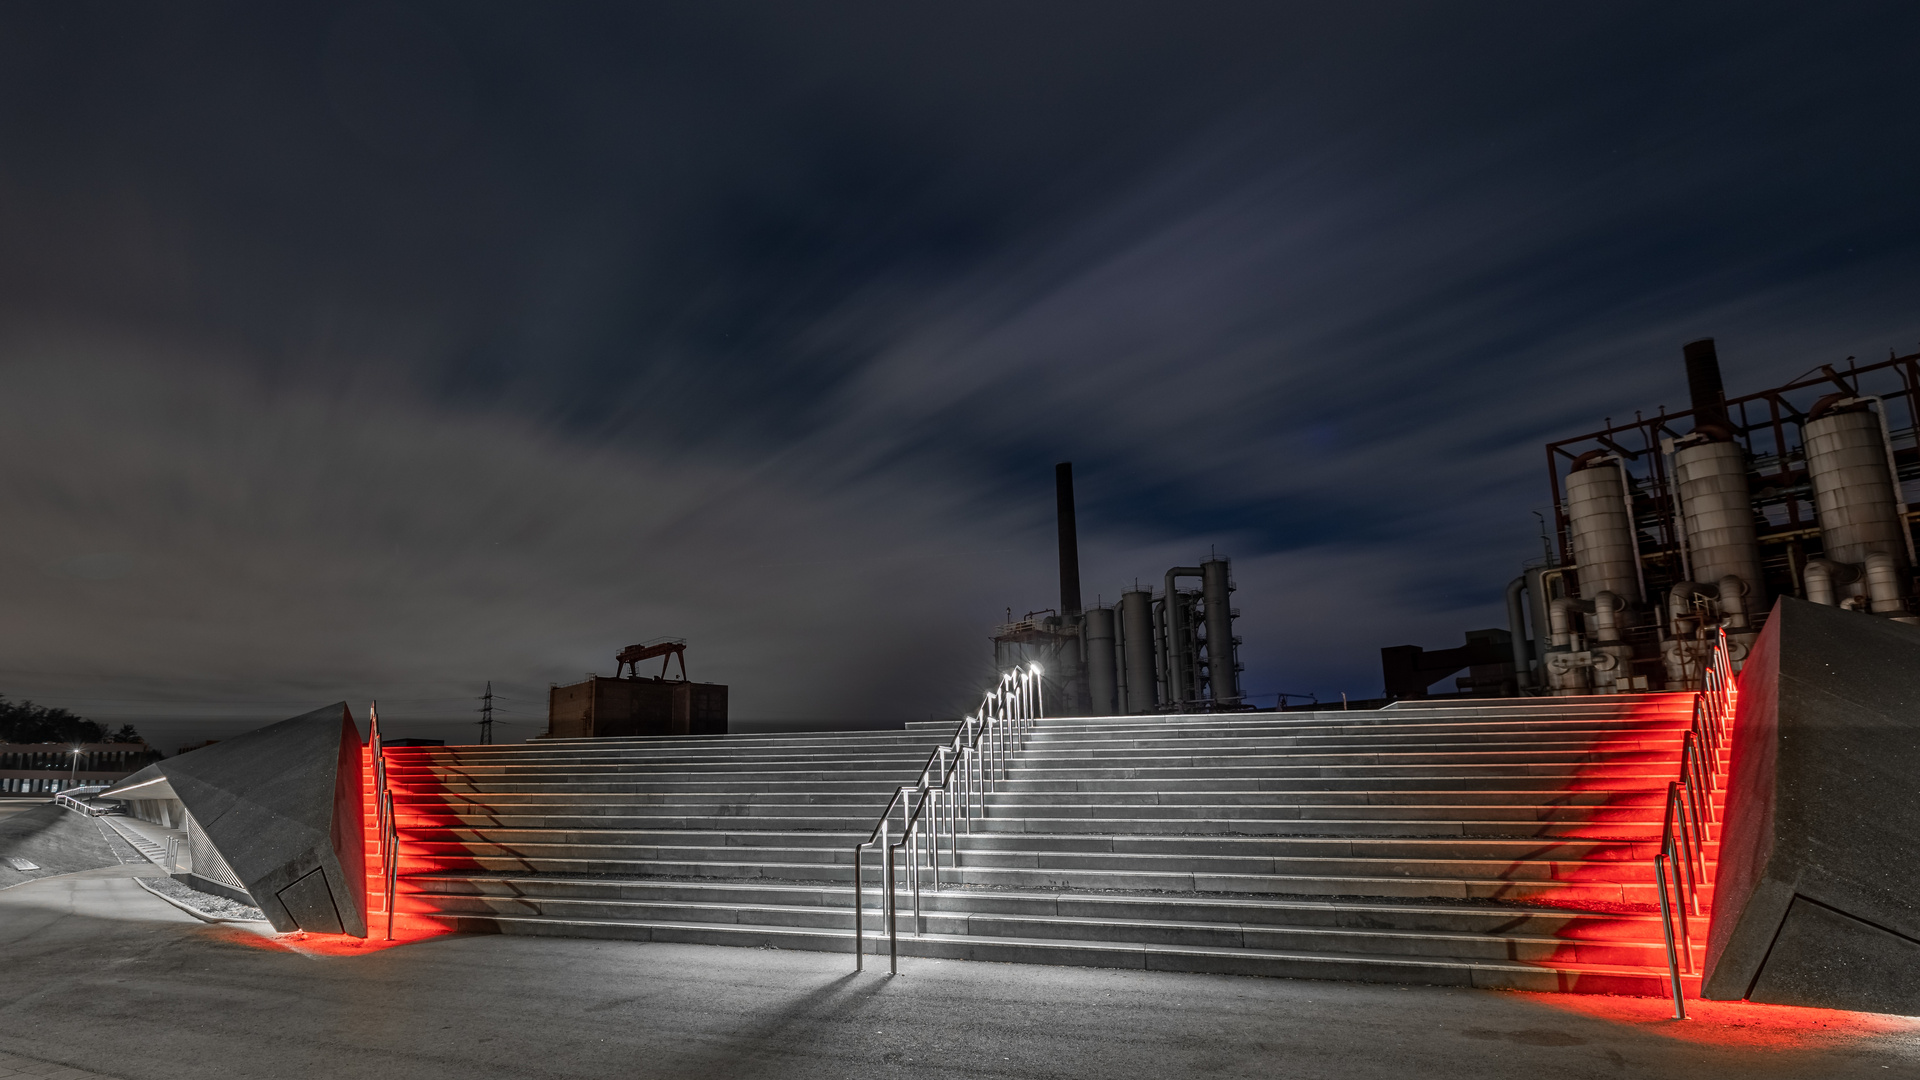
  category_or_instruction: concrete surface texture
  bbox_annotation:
[116,702,367,936]
[0,802,119,888]
[0,1048,121,1080]
[1,865,1915,1080]
[1704,598,1920,1013]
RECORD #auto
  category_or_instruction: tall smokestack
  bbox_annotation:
[1055,462,1082,615]
[1684,338,1729,433]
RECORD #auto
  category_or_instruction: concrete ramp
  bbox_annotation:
[0,802,119,888]
[1702,597,1920,1014]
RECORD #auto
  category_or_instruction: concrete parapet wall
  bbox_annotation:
[1701,597,1920,1013]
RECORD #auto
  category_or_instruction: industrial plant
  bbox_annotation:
[1501,339,1920,695]
[993,464,1245,717]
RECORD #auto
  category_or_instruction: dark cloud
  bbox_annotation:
[2,3,1918,741]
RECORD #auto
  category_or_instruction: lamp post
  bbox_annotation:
[69,746,81,792]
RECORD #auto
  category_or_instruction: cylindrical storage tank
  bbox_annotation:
[1674,438,1767,607]
[1565,461,1643,606]
[1162,568,1203,710]
[1200,558,1240,706]
[1083,606,1118,716]
[1804,405,1909,577]
[1119,589,1158,714]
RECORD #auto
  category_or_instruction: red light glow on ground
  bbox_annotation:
[271,923,452,957]
[1522,991,1920,1049]
[191,918,451,957]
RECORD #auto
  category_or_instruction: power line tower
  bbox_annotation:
[478,681,494,745]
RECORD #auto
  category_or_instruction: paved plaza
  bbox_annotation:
[2,863,1916,1080]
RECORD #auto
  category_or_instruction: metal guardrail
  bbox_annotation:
[369,703,398,940]
[53,791,111,816]
[1654,626,1737,1019]
[853,664,1043,974]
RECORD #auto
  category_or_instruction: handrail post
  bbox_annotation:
[984,723,995,796]
[930,759,943,888]
[956,749,967,857]
[884,835,899,975]
[972,736,981,821]
[908,831,923,934]
[964,744,975,830]
[985,719,994,789]
[971,720,981,821]
[897,786,921,934]
[1669,783,1699,922]
[1655,852,1687,1019]
[383,789,396,939]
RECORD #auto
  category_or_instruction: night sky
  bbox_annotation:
[5,3,1919,746]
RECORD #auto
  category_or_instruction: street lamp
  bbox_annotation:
[68,746,82,792]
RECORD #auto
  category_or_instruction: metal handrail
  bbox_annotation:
[369,703,398,940]
[53,791,111,817]
[1654,626,1737,1019]
[853,664,1044,973]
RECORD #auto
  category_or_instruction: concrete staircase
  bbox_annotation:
[99,814,181,868]
[371,729,947,943]
[374,694,1717,996]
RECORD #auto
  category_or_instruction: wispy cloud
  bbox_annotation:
[3,4,1919,741]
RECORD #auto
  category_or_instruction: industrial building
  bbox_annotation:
[0,742,159,795]
[546,639,728,738]
[1396,340,1920,698]
[994,463,1245,716]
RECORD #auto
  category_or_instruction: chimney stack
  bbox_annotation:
[1055,462,1082,615]
[1684,338,1730,433]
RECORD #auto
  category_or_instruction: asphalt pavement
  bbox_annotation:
[1,866,1915,1080]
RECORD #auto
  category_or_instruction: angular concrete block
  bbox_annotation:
[1701,598,1920,1013]
[106,703,367,936]
[1748,896,1920,1014]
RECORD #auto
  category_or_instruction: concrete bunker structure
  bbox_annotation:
[102,703,368,936]
[545,676,728,738]
[545,637,729,738]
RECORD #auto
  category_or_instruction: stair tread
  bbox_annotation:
[417,909,1692,982]
[415,893,1682,948]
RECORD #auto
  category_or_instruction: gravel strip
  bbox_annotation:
[136,875,268,922]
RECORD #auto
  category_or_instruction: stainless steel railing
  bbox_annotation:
[853,664,1043,973]
[1654,626,1737,1019]
[369,703,398,940]
[53,789,112,816]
